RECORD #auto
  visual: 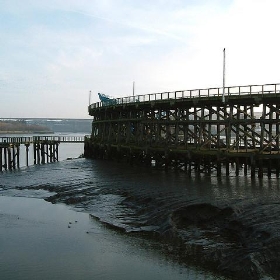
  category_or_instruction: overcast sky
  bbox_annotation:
[1,0,280,118]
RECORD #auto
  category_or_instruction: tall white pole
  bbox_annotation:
[133,81,135,96]
[222,48,226,103]
[89,90,91,106]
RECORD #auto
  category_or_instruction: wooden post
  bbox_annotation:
[12,144,16,169]
[251,155,256,178]
[25,144,29,166]
[184,157,188,173]
[188,160,192,176]
[4,146,7,170]
[49,143,53,162]
[53,142,56,162]
[217,162,221,177]
[55,142,59,161]
[46,142,49,163]
[258,159,263,178]
[186,151,192,176]
[41,143,45,164]
[0,147,2,171]
[164,150,169,171]
[267,159,272,178]
[7,146,12,170]
[207,157,211,175]
[16,144,20,169]
[217,154,221,177]
[33,143,36,164]
[53,142,55,162]
[244,158,248,176]
[36,142,40,164]
[235,158,239,176]
[276,159,280,178]
[226,155,230,176]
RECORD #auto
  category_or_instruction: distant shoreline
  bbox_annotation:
[0,131,54,134]
[0,119,92,134]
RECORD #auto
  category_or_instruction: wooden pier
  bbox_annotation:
[0,136,85,171]
[85,83,280,178]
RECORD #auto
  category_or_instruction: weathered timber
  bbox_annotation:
[85,83,280,177]
[0,135,83,171]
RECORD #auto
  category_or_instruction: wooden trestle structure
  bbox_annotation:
[0,136,84,171]
[85,83,280,178]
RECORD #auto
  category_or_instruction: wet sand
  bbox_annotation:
[0,195,223,280]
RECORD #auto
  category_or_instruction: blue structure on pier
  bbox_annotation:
[98,93,117,106]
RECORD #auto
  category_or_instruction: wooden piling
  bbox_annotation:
[0,136,78,171]
[244,158,248,176]
[250,155,256,178]
[16,144,20,169]
[36,142,40,164]
[12,145,16,169]
[33,142,37,165]
[3,146,7,170]
[267,159,272,178]
[49,143,53,162]
[207,157,211,175]
[226,160,230,176]
[7,146,12,170]
[258,159,263,178]
[0,147,2,171]
[217,154,222,177]
[235,158,240,176]
[46,142,49,163]
[41,143,45,164]
[25,144,29,166]
[55,142,59,161]
[276,160,280,178]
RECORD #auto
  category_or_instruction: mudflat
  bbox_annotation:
[0,195,220,280]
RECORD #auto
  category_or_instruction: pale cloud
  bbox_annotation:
[1,0,279,118]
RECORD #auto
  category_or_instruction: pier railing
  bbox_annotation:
[89,83,280,109]
[0,135,85,144]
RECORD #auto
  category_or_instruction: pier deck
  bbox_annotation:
[0,136,85,171]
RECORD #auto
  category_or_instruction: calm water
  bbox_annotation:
[1,135,280,279]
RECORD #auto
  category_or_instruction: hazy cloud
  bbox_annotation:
[1,0,280,118]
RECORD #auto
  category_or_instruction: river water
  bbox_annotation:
[1,135,280,279]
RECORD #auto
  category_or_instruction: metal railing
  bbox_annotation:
[89,83,280,110]
[0,137,32,144]
[0,136,85,144]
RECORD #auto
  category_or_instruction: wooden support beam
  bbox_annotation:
[36,142,40,164]
[258,159,263,178]
[16,144,20,169]
[7,146,12,170]
[25,144,29,166]
[3,147,7,170]
[41,143,45,164]
[12,145,16,169]
[33,142,36,165]
[0,147,2,171]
